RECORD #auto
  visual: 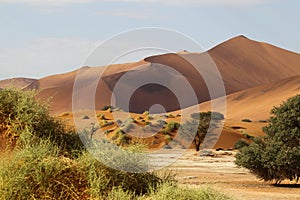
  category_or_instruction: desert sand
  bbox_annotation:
[11,35,299,116]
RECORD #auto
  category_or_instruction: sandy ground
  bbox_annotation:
[155,150,300,200]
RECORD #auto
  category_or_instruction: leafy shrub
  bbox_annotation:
[116,119,123,125]
[242,132,254,140]
[77,142,165,197]
[121,123,134,133]
[145,121,151,125]
[0,139,88,199]
[236,94,300,184]
[0,89,83,154]
[180,112,224,151]
[102,105,115,111]
[100,121,114,128]
[156,119,167,127]
[143,111,149,116]
[0,139,169,199]
[164,135,173,144]
[97,114,106,120]
[166,113,175,118]
[146,183,233,200]
[162,121,180,134]
[234,139,249,150]
[191,111,224,121]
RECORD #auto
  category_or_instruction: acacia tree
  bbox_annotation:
[180,111,224,151]
[235,94,300,184]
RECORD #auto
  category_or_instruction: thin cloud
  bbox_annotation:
[0,0,275,7]
[94,10,149,19]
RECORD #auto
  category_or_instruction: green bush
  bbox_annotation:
[97,114,106,120]
[0,88,83,154]
[236,94,300,184]
[156,119,167,127]
[191,111,224,121]
[242,132,254,140]
[102,105,115,111]
[121,123,134,133]
[162,121,180,134]
[145,183,233,200]
[180,111,223,151]
[234,139,249,150]
[0,139,88,199]
[77,142,165,197]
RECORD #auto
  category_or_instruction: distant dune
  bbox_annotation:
[0,78,36,89]
[3,35,300,116]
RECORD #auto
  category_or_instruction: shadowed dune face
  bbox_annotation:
[102,60,211,113]
[14,35,300,115]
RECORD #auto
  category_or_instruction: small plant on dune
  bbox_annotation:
[241,118,252,123]
[236,94,300,184]
[100,120,114,128]
[137,116,144,120]
[156,119,167,127]
[145,115,153,121]
[145,121,152,126]
[162,121,180,135]
[102,105,114,111]
[121,123,134,133]
[143,110,149,116]
[164,135,173,144]
[166,113,175,118]
[97,114,107,120]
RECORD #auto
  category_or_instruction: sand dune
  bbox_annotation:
[8,35,300,115]
[208,75,300,121]
[0,78,36,89]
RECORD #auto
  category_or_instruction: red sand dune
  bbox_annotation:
[14,35,300,116]
[0,78,36,89]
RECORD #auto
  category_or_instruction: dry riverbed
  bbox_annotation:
[154,149,300,200]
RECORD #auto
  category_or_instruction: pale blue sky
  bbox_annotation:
[0,0,299,79]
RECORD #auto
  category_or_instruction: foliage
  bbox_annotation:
[234,139,249,150]
[0,88,83,154]
[144,183,233,200]
[162,121,180,135]
[0,139,88,199]
[0,139,169,199]
[242,132,254,140]
[235,94,300,184]
[180,112,224,151]
[102,105,115,111]
[191,111,224,121]
[0,89,233,199]
[156,119,167,127]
